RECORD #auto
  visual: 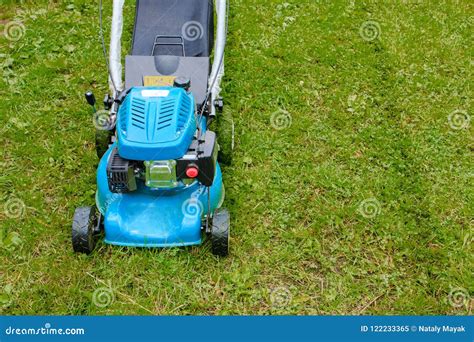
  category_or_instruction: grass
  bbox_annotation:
[0,0,472,315]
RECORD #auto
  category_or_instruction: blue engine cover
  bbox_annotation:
[117,87,196,161]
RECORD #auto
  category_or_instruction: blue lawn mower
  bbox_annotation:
[72,0,233,256]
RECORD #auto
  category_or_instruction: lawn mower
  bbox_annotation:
[72,0,233,256]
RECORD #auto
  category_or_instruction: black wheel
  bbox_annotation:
[216,107,234,165]
[72,206,98,254]
[211,208,230,257]
[95,129,113,159]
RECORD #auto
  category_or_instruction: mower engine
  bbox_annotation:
[107,85,218,193]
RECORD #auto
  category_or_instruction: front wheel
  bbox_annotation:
[211,208,230,257]
[72,206,99,254]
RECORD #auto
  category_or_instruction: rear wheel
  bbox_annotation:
[72,206,99,254]
[211,208,230,257]
[216,107,234,165]
[95,129,113,159]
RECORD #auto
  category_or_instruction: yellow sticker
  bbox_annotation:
[143,76,176,87]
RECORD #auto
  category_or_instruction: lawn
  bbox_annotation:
[0,0,472,315]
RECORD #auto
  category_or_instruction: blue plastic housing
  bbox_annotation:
[96,144,224,247]
[117,87,196,161]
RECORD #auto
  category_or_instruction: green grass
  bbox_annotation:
[0,0,472,315]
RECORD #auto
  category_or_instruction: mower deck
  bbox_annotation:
[96,146,224,248]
